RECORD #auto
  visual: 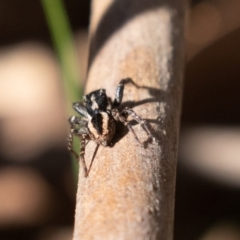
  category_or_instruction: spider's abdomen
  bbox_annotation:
[88,111,115,146]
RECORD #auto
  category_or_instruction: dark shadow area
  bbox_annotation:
[0,0,90,46]
[182,29,240,125]
[0,227,38,240]
[174,162,240,240]
[176,28,240,240]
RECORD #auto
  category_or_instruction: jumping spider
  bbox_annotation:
[68,78,155,177]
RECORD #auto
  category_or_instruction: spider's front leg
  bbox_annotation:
[68,116,89,177]
[113,78,139,107]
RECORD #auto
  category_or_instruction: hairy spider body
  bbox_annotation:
[68,78,155,177]
[88,111,116,146]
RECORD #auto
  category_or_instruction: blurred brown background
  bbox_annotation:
[0,0,240,240]
[0,1,90,240]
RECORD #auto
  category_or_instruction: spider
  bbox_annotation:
[68,78,155,177]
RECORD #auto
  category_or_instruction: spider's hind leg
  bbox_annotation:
[112,109,143,147]
[121,107,157,143]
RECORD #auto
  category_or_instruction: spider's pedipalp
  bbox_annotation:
[72,102,88,118]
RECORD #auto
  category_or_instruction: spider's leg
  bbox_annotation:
[113,78,139,108]
[68,115,87,127]
[113,81,124,107]
[68,115,88,157]
[80,134,89,177]
[72,102,88,118]
[122,107,156,142]
[67,128,79,159]
[68,129,89,177]
[112,109,143,146]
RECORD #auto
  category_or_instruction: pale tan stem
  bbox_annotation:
[73,1,187,239]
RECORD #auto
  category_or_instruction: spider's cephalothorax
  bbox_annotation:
[68,78,155,177]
